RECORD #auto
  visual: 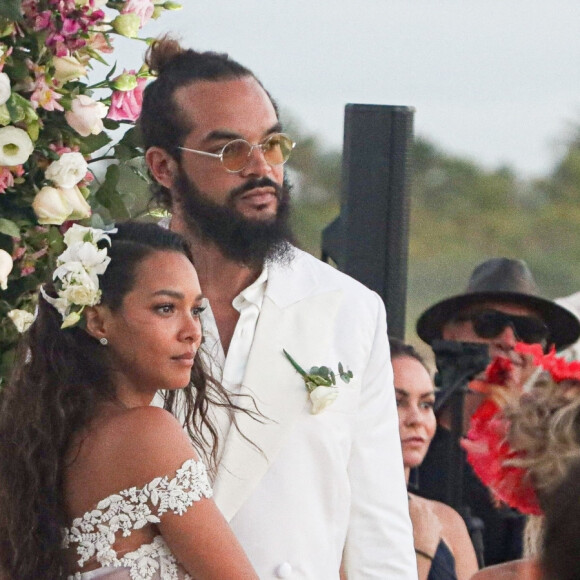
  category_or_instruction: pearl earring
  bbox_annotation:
[99,337,108,346]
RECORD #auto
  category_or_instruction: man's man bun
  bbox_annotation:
[145,34,186,76]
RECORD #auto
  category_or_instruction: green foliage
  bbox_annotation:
[0,0,22,22]
[288,120,580,343]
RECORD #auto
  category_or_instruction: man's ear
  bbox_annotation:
[84,305,110,342]
[145,146,179,189]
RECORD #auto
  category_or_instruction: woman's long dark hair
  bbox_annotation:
[0,222,256,579]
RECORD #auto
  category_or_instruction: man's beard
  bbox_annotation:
[174,168,295,268]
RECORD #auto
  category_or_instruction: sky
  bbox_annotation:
[119,0,580,179]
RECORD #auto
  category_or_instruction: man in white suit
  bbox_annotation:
[141,38,416,579]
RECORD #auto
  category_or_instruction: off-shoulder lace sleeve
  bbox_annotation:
[63,458,213,572]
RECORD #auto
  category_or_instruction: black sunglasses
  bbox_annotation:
[453,309,549,346]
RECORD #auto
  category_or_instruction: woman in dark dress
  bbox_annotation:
[390,338,478,580]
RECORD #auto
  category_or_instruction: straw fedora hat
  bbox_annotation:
[416,258,580,351]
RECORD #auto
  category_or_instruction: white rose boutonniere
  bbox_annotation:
[283,349,354,414]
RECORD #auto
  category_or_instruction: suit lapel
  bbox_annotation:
[212,273,342,520]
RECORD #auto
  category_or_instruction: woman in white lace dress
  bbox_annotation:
[0,222,259,580]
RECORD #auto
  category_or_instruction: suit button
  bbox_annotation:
[275,562,292,578]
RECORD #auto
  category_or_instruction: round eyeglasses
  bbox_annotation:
[178,133,296,173]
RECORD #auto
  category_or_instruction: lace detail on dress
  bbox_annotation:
[63,459,213,580]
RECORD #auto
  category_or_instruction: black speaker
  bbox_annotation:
[322,104,414,339]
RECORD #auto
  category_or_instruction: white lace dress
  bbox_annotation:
[63,458,213,580]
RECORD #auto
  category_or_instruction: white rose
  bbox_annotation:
[56,263,101,305]
[309,385,339,414]
[45,152,88,188]
[0,72,11,106]
[0,125,34,166]
[65,95,108,137]
[61,280,100,307]
[7,309,35,333]
[61,186,91,220]
[52,56,88,83]
[32,186,72,225]
[0,249,13,290]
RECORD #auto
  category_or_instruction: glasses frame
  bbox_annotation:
[178,132,296,174]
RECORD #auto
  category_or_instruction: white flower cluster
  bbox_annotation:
[33,152,92,225]
[41,224,116,328]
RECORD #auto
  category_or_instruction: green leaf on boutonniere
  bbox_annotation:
[338,362,354,383]
[283,349,307,376]
[283,350,353,392]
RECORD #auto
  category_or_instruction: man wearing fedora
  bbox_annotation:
[414,257,580,567]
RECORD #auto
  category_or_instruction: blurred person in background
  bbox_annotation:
[415,258,580,566]
[466,352,580,579]
[390,337,479,580]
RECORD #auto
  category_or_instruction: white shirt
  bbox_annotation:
[201,266,269,394]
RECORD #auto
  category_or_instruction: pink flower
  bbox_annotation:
[88,32,114,54]
[20,265,36,277]
[49,143,79,156]
[107,76,146,122]
[46,33,69,57]
[30,77,64,111]
[65,95,107,136]
[61,18,81,37]
[33,11,53,31]
[0,166,14,194]
[12,246,26,260]
[121,0,154,27]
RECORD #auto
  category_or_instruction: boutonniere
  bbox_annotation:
[283,349,354,414]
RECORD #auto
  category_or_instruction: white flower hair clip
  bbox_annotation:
[40,224,116,329]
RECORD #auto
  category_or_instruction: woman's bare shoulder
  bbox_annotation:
[65,406,200,515]
[97,405,197,471]
[420,497,479,580]
[426,498,470,531]
[471,559,540,580]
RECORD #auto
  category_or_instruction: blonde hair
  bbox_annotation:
[506,376,580,499]
[502,374,580,556]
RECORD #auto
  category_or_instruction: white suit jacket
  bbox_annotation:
[212,249,416,579]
